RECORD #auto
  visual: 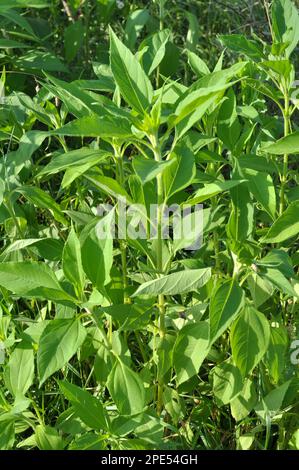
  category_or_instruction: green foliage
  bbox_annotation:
[0,0,298,452]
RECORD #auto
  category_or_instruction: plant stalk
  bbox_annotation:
[151,133,166,415]
[279,93,290,216]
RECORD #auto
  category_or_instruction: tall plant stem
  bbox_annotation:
[114,147,130,304]
[279,94,290,216]
[150,133,166,415]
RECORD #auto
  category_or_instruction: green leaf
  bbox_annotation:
[109,27,153,114]
[255,380,291,420]
[62,227,85,294]
[187,50,210,76]
[140,29,169,75]
[264,326,289,383]
[243,168,276,220]
[39,148,108,177]
[125,8,149,50]
[173,321,210,385]
[230,305,270,377]
[35,425,65,450]
[164,139,196,200]
[64,20,84,62]
[81,212,114,289]
[261,267,296,297]
[227,180,254,243]
[133,156,174,184]
[0,261,74,303]
[54,113,134,140]
[132,268,211,297]
[187,179,244,205]
[107,358,145,415]
[37,318,86,385]
[217,89,240,150]
[219,34,264,60]
[271,0,299,57]
[16,186,67,225]
[262,201,299,243]
[209,279,244,344]
[230,379,257,421]
[0,39,30,48]
[261,131,299,155]
[4,346,34,397]
[59,380,108,430]
[212,360,243,406]
[68,433,105,450]
[15,51,68,72]
[0,421,15,450]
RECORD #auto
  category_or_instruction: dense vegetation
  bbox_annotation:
[0,0,298,451]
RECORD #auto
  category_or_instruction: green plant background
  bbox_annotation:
[0,0,298,451]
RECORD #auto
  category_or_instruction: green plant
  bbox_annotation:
[0,0,298,451]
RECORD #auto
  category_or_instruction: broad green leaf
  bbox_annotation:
[1,238,63,262]
[262,201,299,243]
[212,360,243,406]
[259,59,292,79]
[209,279,244,344]
[133,156,174,184]
[255,380,291,420]
[271,0,299,57]
[68,433,105,450]
[4,346,34,397]
[261,267,296,297]
[264,326,289,383]
[227,180,254,243]
[39,148,108,176]
[84,174,132,201]
[16,186,67,225]
[35,425,65,450]
[100,303,153,331]
[109,27,153,114]
[140,29,169,75]
[219,34,264,60]
[256,249,294,278]
[173,80,237,127]
[37,318,86,385]
[125,8,149,50]
[230,379,257,421]
[64,20,84,62]
[0,39,30,48]
[107,358,145,415]
[164,139,196,200]
[81,211,114,289]
[0,422,15,450]
[247,273,274,308]
[62,227,85,294]
[187,50,210,76]
[59,381,108,430]
[0,8,37,39]
[217,89,240,150]
[187,179,244,205]
[15,51,68,72]
[5,130,48,178]
[243,168,276,220]
[53,113,134,140]
[0,261,74,303]
[132,268,211,297]
[173,321,210,385]
[230,306,270,377]
[261,131,299,154]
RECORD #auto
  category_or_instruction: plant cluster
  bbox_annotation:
[0,0,298,451]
